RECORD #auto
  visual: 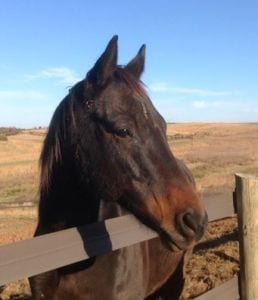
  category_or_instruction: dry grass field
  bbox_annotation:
[0,131,44,206]
[0,123,258,299]
[169,123,258,195]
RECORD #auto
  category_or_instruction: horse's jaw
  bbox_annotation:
[98,200,129,221]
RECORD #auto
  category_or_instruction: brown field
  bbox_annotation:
[0,123,258,299]
[0,131,43,206]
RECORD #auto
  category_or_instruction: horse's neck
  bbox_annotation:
[98,200,128,221]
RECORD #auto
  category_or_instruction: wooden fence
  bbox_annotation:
[0,174,257,299]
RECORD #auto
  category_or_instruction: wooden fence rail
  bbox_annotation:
[195,277,239,300]
[0,177,244,299]
[0,215,157,285]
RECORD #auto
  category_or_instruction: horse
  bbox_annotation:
[29,36,207,300]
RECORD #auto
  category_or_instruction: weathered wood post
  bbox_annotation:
[235,173,258,300]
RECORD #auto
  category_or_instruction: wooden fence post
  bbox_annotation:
[235,173,258,300]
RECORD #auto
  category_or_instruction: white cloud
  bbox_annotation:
[0,90,47,101]
[242,107,258,113]
[149,82,171,92]
[191,99,258,117]
[192,100,223,109]
[27,67,81,85]
[149,82,233,97]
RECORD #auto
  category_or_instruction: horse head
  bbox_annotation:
[40,36,207,252]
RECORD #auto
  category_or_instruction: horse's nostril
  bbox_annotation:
[176,210,207,240]
[183,213,198,232]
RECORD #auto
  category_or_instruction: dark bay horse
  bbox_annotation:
[29,36,207,300]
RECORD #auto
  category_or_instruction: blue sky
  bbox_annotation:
[1,0,258,127]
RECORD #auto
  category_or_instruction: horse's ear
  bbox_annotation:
[86,35,118,87]
[124,44,146,78]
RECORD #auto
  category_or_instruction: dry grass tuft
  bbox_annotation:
[0,280,31,300]
[0,207,36,245]
[182,217,239,298]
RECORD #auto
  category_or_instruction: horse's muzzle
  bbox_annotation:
[162,209,208,252]
[176,208,208,242]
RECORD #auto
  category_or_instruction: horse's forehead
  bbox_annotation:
[103,81,143,100]
[137,97,149,119]
[100,83,151,115]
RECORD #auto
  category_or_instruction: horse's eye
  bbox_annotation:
[85,100,94,112]
[116,128,130,137]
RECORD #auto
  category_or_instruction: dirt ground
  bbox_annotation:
[1,123,258,299]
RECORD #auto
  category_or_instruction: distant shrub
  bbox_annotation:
[191,164,209,179]
[0,134,8,141]
[167,131,211,141]
[28,131,47,136]
[0,127,22,136]
[167,133,194,141]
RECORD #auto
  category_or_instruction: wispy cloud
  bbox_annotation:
[192,100,223,109]
[0,90,47,102]
[149,82,233,97]
[242,107,258,113]
[27,67,81,85]
[192,99,258,115]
